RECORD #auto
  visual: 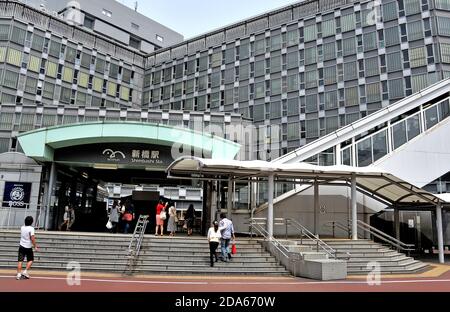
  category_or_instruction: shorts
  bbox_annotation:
[18,246,34,262]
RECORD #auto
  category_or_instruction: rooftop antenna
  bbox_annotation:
[134,1,138,12]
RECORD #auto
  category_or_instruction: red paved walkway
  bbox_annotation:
[1,271,450,292]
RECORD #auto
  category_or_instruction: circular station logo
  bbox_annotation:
[10,187,25,202]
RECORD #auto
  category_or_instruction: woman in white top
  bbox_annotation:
[167,202,178,236]
[207,221,222,267]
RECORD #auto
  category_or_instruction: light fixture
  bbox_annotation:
[93,163,118,170]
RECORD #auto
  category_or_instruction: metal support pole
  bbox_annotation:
[351,174,358,240]
[394,208,400,240]
[267,173,274,239]
[227,178,233,219]
[44,162,56,231]
[314,178,319,236]
[436,204,445,264]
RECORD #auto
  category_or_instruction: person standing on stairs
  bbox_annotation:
[219,213,235,262]
[167,201,178,237]
[207,221,221,267]
[155,199,167,236]
[184,204,195,236]
[16,216,38,280]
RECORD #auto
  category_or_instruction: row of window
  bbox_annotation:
[0,24,136,83]
[147,18,437,87]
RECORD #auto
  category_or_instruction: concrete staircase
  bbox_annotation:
[0,231,290,276]
[297,239,429,275]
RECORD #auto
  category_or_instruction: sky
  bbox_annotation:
[116,0,301,39]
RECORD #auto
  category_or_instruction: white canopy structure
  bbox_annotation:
[167,156,448,263]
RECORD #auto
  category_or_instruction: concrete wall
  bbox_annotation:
[0,153,43,228]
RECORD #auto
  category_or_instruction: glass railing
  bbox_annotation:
[340,97,450,167]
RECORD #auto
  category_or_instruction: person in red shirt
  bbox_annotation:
[155,200,167,236]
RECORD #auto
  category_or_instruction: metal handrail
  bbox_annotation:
[323,220,415,252]
[250,219,291,259]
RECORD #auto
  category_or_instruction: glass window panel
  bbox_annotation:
[254,59,265,77]
[305,119,319,138]
[341,13,355,32]
[325,116,339,133]
[440,43,450,63]
[366,82,381,103]
[43,82,55,98]
[341,147,352,166]
[287,122,299,140]
[287,74,298,92]
[323,42,336,61]
[322,19,336,37]
[323,65,336,85]
[95,58,105,74]
[407,21,423,41]
[46,61,57,78]
[0,25,10,41]
[31,34,44,51]
[255,81,265,99]
[304,24,317,42]
[344,61,357,81]
[365,56,379,76]
[287,98,299,115]
[3,70,18,88]
[437,17,450,36]
[345,86,359,106]
[305,70,317,89]
[386,51,402,72]
[271,34,282,51]
[305,46,317,65]
[385,26,400,46]
[373,130,388,162]
[6,48,21,66]
[404,0,421,15]
[11,27,26,45]
[287,51,298,69]
[392,121,407,149]
[409,46,427,67]
[78,72,89,88]
[120,86,130,101]
[270,78,282,95]
[28,55,40,72]
[287,30,299,46]
[383,2,398,21]
[270,55,281,73]
[357,137,372,166]
[24,77,37,94]
[325,90,338,109]
[388,78,404,98]
[305,94,317,113]
[406,114,421,140]
[363,32,377,51]
[425,106,439,129]
[343,37,356,56]
[63,67,73,82]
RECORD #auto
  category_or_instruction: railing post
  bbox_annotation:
[285,219,288,240]
[316,235,319,252]
[332,221,335,238]
[300,228,303,245]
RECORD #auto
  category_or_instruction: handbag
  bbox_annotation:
[231,242,237,254]
[106,220,113,229]
[123,212,133,222]
[159,210,167,220]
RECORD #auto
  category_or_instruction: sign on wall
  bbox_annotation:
[2,182,32,208]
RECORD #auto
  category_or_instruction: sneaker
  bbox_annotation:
[16,273,21,280]
[21,272,30,279]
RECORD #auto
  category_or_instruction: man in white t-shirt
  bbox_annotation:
[16,216,38,280]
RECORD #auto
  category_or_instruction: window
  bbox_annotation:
[92,77,103,92]
[386,51,402,72]
[287,98,299,115]
[95,57,106,74]
[84,15,95,29]
[271,34,282,51]
[3,70,18,88]
[404,0,421,15]
[438,17,450,36]
[344,61,357,81]
[345,86,359,106]
[409,46,427,67]
[102,9,112,17]
[388,78,404,98]
[24,77,37,94]
[323,66,336,85]
[11,27,26,45]
[120,86,130,101]
[325,90,338,109]
[305,46,316,65]
[341,13,355,32]
[322,18,336,37]
[6,48,21,67]
[62,67,73,83]
[156,35,164,43]
[43,82,55,99]
[0,25,10,41]
[78,72,89,88]
[440,43,450,63]
[48,40,61,58]
[365,57,379,77]
[385,26,400,46]
[306,119,319,138]
[363,32,377,51]
[323,42,336,61]
[383,2,398,21]
[366,82,381,102]
[287,51,298,69]
[60,87,71,103]
[305,70,317,89]
[305,94,318,113]
[270,78,282,95]
[270,55,281,73]
[110,63,119,79]
[436,0,450,9]
[27,55,40,73]
[342,37,356,56]
[407,21,423,41]
[304,24,316,42]
[255,81,265,99]
[287,74,299,92]
[286,29,299,46]
[287,123,300,140]
[129,37,141,50]
[31,34,44,51]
